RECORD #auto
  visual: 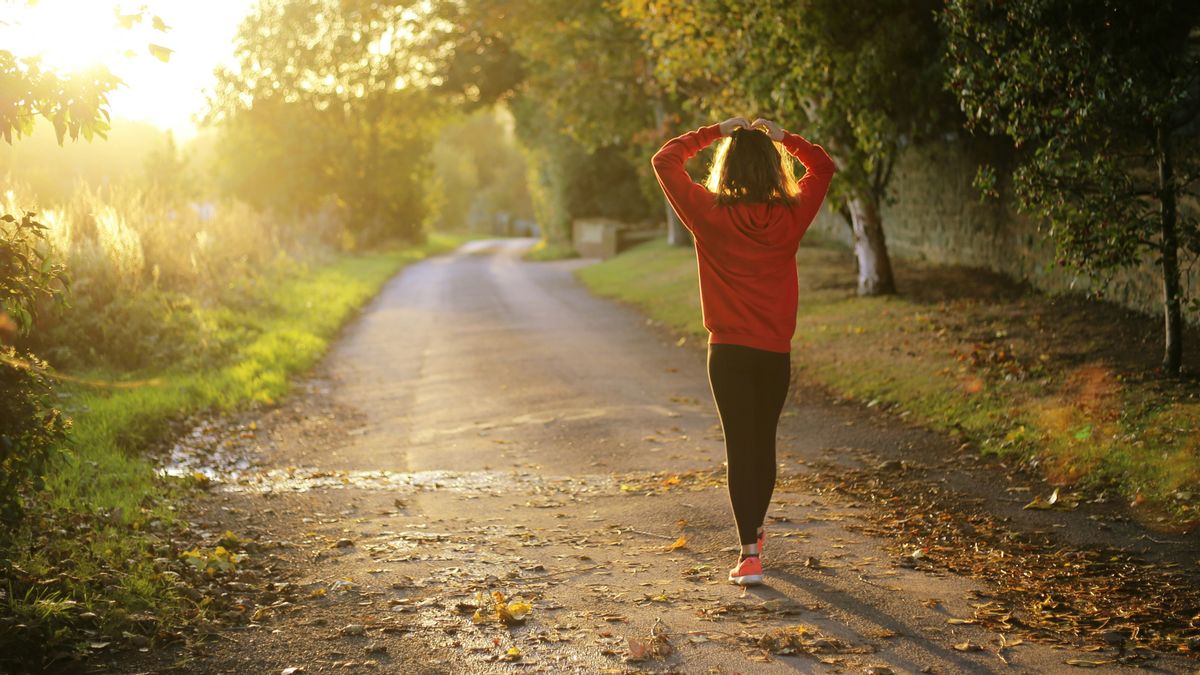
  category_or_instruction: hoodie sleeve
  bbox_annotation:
[780,131,837,236]
[651,123,723,235]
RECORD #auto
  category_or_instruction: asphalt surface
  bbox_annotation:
[103,238,1195,674]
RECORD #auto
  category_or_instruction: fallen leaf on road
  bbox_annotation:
[472,590,533,626]
[665,535,687,551]
[1064,659,1114,668]
[625,618,673,662]
[755,624,872,656]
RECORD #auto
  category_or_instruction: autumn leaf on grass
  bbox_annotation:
[180,545,241,576]
[218,530,242,549]
[664,535,687,551]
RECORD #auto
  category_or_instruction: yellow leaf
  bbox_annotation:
[665,535,687,551]
[1023,496,1053,510]
[148,44,173,63]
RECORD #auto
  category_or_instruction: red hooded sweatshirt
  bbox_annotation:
[651,123,836,354]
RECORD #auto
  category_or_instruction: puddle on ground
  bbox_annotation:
[152,395,723,496]
[155,415,262,482]
[212,467,619,495]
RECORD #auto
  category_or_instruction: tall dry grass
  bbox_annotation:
[1,179,349,371]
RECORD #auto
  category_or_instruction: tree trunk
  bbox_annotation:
[1157,126,1183,375]
[665,203,692,247]
[838,203,859,276]
[847,194,896,296]
[651,95,692,247]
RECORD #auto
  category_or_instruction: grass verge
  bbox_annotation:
[2,232,469,668]
[576,237,1200,526]
[522,238,579,262]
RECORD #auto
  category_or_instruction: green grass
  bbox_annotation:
[3,232,469,665]
[577,237,1200,525]
[522,238,580,262]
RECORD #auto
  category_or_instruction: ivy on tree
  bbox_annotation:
[942,0,1200,375]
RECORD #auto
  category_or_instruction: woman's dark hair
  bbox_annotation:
[704,127,798,206]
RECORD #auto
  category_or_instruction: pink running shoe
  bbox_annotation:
[728,555,763,586]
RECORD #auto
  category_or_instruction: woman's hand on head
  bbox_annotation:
[719,117,751,136]
[751,118,785,142]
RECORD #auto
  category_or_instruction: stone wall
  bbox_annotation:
[805,138,1199,323]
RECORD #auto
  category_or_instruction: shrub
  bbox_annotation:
[0,211,70,543]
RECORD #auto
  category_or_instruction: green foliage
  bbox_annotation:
[0,212,69,332]
[431,108,534,232]
[209,0,445,242]
[942,0,1200,371]
[0,51,120,145]
[432,0,661,239]
[0,212,70,541]
[0,345,69,544]
[620,0,957,206]
[509,94,654,238]
[943,0,1200,269]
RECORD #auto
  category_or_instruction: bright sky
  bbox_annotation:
[1,0,257,141]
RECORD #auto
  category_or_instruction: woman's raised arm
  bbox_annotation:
[752,118,837,228]
[651,118,748,234]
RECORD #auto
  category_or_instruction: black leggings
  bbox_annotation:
[706,343,791,546]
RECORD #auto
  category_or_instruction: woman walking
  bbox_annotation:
[651,116,836,585]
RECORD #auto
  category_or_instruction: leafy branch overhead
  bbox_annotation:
[0,4,171,145]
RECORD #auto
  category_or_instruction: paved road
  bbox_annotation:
[113,239,1188,674]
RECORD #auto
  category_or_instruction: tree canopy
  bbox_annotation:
[943,0,1200,373]
[208,0,445,241]
[620,0,959,294]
